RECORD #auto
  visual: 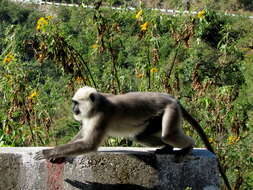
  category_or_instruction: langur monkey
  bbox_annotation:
[35,86,231,190]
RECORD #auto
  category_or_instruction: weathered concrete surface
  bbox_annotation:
[0,147,220,190]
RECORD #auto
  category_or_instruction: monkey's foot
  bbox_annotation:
[156,146,193,163]
[174,146,193,156]
[155,146,193,156]
[174,146,193,163]
[155,145,174,154]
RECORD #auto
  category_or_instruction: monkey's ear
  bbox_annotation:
[89,93,96,103]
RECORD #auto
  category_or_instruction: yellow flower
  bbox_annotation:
[209,138,214,143]
[39,42,47,50]
[228,136,240,145]
[46,16,53,20]
[91,44,99,49]
[3,57,11,63]
[150,67,158,73]
[197,10,206,19]
[37,53,44,62]
[36,17,48,31]
[3,52,14,64]
[136,73,144,78]
[75,76,83,84]
[135,9,143,20]
[36,16,52,31]
[28,91,38,100]
[140,21,149,31]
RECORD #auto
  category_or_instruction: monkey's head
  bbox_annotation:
[72,86,98,121]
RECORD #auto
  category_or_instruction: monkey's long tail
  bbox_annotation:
[180,105,232,190]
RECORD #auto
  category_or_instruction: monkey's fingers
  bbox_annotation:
[34,151,46,160]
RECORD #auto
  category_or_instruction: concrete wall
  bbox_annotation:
[0,147,220,190]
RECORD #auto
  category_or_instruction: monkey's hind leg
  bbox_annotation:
[159,104,195,156]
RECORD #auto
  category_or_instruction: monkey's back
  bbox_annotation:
[107,92,177,122]
[105,92,177,137]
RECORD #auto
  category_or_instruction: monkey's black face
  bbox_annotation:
[72,100,80,115]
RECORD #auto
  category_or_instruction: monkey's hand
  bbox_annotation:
[34,148,54,160]
[34,149,66,163]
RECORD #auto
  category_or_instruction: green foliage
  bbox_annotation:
[0,1,253,188]
[0,49,70,146]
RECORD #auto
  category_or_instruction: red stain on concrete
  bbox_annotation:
[46,161,65,190]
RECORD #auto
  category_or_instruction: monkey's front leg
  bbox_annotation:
[35,131,85,163]
[34,132,84,163]
[35,116,106,162]
[35,140,96,162]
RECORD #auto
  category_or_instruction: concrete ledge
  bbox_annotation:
[0,147,220,190]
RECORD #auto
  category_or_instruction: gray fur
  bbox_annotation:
[34,86,195,161]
